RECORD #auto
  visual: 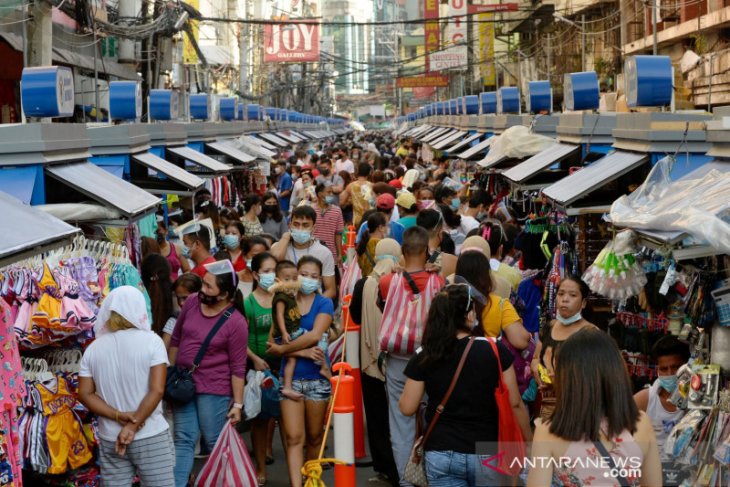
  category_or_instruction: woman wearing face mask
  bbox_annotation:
[157,221,190,280]
[435,184,461,213]
[530,275,597,420]
[260,192,289,241]
[224,221,246,273]
[242,194,265,238]
[243,252,281,486]
[356,212,387,278]
[266,256,334,487]
[238,236,271,298]
[312,182,345,265]
[168,260,248,487]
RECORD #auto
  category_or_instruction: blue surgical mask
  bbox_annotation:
[299,276,320,295]
[325,195,338,205]
[291,230,312,245]
[450,198,461,210]
[375,254,399,263]
[556,311,582,326]
[258,272,276,290]
[222,234,240,250]
[658,374,678,393]
[182,245,191,258]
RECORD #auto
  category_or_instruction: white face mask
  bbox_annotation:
[556,312,582,326]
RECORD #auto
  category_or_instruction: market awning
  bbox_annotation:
[46,162,160,217]
[422,128,453,143]
[417,126,447,141]
[543,151,648,206]
[432,131,467,150]
[406,125,431,137]
[258,133,289,147]
[289,130,309,140]
[252,136,278,150]
[206,142,256,164]
[446,132,482,153]
[239,137,276,159]
[276,132,302,144]
[0,191,80,265]
[167,146,232,174]
[429,129,459,147]
[502,143,581,185]
[131,152,205,193]
[458,137,494,159]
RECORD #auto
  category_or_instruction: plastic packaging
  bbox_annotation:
[481,125,555,164]
[243,369,264,420]
[610,156,730,254]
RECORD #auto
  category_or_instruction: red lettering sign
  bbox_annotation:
[264,21,320,63]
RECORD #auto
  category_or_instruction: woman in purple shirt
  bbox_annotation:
[169,260,248,487]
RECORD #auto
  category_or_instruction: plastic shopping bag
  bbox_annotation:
[261,370,281,418]
[244,370,264,420]
[195,422,257,487]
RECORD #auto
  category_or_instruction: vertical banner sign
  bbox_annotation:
[264,20,321,62]
[478,13,495,86]
[423,0,439,71]
[431,0,467,71]
[183,0,199,64]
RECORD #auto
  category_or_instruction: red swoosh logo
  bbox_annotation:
[481,451,509,476]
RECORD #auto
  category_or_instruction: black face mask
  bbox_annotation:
[320,168,331,177]
[263,204,279,214]
[199,291,220,306]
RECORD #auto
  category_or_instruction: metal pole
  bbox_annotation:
[581,15,586,71]
[652,0,658,55]
[547,34,551,83]
[93,27,100,122]
[708,54,714,112]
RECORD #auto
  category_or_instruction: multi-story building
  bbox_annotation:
[322,0,374,94]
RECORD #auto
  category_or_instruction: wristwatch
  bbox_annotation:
[232,403,243,409]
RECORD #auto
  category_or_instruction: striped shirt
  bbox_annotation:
[313,205,344,261]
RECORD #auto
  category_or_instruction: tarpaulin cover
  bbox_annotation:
[482,125,555,162]
[610,156,730,253]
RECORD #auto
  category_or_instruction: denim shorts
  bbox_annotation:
[289,379,332,402]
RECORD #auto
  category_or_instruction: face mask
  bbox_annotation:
[258,272,276,290]
[325,195,338,205]
[275,167,283,174]
[299,276,320,295]
[246,259,252,269]
[658,374,678,393]
[198,291,220,306]
[556,311,582,326]
[263,204,278,214]
[291,229,311,245]
[477,211,487,220]
[418,199,435,211]
[222,234,240,250]
[156,233,166,244]
[182,245,192,258]
[303,182,312,189]
[321,168,331,176]
[375,254,399,263]
[450,198,461,211]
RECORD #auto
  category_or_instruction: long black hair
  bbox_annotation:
[250,251,277,291]
[356,212,387,257]
[140,254,173,336]
[260,191,283,223]
[455,251,493,320]
[418,284,473,367]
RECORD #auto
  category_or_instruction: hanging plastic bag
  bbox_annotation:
[195,422,257,487]
[261,370,281,418]
[244,370,264,420]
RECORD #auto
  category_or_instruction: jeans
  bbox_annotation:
[173,394,231,487]
[425,451,505,487]
[385,355,415,486]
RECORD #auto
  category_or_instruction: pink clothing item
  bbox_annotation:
[165,244,183,281]
[553,428,644,487]
[170,294,248,396]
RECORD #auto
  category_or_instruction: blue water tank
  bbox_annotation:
[564,72,600,111]
[189,94,210,120]
[219,97,237,121]
[109,81,142,121]
[526,81,552,113]
[497,87,520,114]
[480,92,497,114]
[149,89,180,121]
[21,66,75,118]
[625,55,673,107]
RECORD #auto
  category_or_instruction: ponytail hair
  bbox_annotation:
[357,212,387,257]
[418,284,472,366]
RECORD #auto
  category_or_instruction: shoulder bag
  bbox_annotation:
[593,439,632,487]
[165,306,235,404]
[403,337,475,486]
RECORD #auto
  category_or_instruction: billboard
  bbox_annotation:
[183,0,199,64]
[431,0,467,71]
[478,13,496,85]
[264,21,321,62]
[423,0,439,71]
[396,74,450,88]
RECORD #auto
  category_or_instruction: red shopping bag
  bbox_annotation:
[195,422,257,487]
[339,257,362,304]
[379,272,441,356]
[487,338,526,476]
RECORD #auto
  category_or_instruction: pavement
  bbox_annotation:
[192,420,393,487]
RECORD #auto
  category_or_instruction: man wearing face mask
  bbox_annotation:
[275,160,293,214]
[270,206,337,300]
[315,158,345,195]
[181,226,216,279]
[634,336,689,459]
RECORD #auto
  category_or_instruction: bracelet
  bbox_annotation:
[232,403,243,409]
[115,410,120,423]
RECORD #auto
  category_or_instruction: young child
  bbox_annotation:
[270,261,306,400]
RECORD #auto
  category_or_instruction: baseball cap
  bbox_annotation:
[396,191,417,210]
[376,193,395,211]
[388,179,403,189]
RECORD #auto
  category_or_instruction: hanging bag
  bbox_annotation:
[165,306,235,404]
[403,337,475,487]
[195,422,257,487]
[487,337,526,477]
[379,272,441,355]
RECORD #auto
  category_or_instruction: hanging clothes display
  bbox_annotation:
[0,300,25,487]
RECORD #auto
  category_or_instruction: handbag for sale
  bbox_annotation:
[403,337,475,487]
[165,307,234,404]
[487,337,526,477]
